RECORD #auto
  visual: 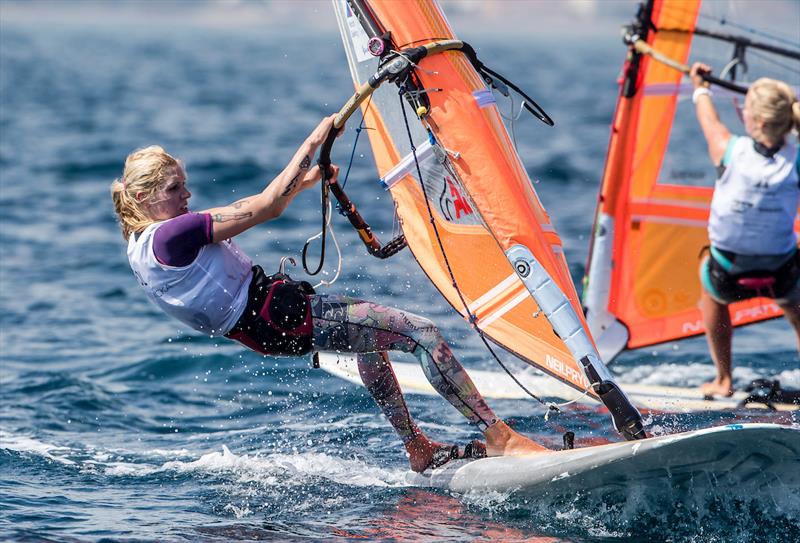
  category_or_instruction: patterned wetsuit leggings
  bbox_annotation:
[309,295,497,444]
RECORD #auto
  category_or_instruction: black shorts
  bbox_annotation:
[700,246,800,305]
[225,265,314,356]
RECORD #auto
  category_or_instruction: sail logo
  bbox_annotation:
[545,354,590,388]
[681,320,703,334]
[733,303,781,322]
[682,302,781,334]
[441,176,474,220]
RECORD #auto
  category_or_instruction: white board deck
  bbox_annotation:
[317,352,799,412]
[407,423,800,498]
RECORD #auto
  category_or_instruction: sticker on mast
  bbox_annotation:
[342,0,372,63]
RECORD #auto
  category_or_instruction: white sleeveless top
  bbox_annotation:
[708,136,799,256]
[127,222,253,335]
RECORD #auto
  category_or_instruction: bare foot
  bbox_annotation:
[700,378,734,398]
[405,434,455,473]
[484,420,548,457]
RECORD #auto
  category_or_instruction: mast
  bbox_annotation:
[332,0,646,441]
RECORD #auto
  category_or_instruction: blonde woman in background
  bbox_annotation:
[690,63,800,397]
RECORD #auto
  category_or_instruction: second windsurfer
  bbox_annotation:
[689,63,800,397]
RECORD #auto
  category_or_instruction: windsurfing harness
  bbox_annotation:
[701,247,800,304]
[225,265,315,356]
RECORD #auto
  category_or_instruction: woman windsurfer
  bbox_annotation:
[689,63,800,397]
[110,115,545,472]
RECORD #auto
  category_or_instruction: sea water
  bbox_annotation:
[1,11,799,543]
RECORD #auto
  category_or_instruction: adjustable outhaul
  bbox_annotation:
[327,176,406,259]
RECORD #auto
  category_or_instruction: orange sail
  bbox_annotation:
[334,0,638,440]
[332,0,644,439]
[583,0,800,362]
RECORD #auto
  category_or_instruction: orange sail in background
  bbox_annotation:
[332,0,644,439]
[583,0,800,362]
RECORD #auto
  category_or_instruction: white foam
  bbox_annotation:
[0,430,76,465]
[102,444,410,489]
[188,414,384,441]
[223,502,252,519]
[620,361,784,387]
[150,448,192,457]
[104,461,160,476]
[0,425,411,490]
[621,362,713,386]
[778,368,800,388]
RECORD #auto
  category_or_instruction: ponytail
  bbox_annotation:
[747,78,798,144]
[110,146,182,239]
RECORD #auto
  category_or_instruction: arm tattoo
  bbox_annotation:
[212,212,252,223]
[281,173,301,196]
[230,198,250,209]
[280,155,311,197]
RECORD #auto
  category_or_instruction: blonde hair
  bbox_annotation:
[110,146,183,239]
[746,78,800,144]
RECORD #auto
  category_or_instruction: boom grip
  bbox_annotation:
[630,38,748,95]
[317,125,341,180]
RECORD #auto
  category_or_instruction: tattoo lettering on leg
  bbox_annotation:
[213,212,252,223]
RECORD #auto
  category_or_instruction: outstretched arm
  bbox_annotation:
[202,115,338,243]
[690,62,731,166]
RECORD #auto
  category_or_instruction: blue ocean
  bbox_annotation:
[1,5,798,542]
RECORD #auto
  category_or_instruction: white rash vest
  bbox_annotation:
[708,135,799,256]
[127,222,253,335]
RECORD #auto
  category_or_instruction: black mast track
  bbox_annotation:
[347,0,385,39]
[658,26,800,62]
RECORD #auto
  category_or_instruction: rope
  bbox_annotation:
[341,94,374,191]
[498,91,525,149]
[657,3,800,49]
[305,96,372,279]
[545,381,601,419]
[748,49,800,76]
[396,83,556,413]
[307,198,342,289]
[302,180,328,276]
